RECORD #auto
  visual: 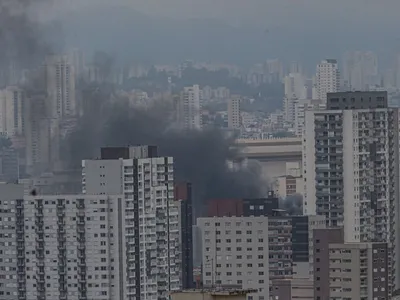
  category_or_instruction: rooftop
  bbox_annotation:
[171,289,258,296]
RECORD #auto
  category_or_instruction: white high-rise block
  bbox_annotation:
[177,85,202,130]
[82,146,181,300]
[316,59,340,102]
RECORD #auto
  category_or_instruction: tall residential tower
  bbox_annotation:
[82,146,181,300]
[303,91,399,293]
[176,85,202,130]
[316,59,340,102]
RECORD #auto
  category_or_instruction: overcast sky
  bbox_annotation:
[55,0,400,28]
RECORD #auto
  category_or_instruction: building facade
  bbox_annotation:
[197,216,269,300]
[0,183,125,300]
[316,59,340,102]
[294,98,326,137]
[303,91,399,292]
[175,182,194,289]
[328,242,388,300]
[177,85,202,130]
[43,55,76,118]
[0,86,25,137]
[228,97,241,129]
[82,146,181,300]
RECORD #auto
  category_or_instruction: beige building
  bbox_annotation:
[275,175,303,199]
[328,242,388,300]
[171,289,256,300]
[314,228,388,300]
[270,278,313,300]
[274,162,303,199]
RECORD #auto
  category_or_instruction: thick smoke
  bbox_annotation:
[279,193,303,215]
[63,84,267,215]
[0,0,51,73]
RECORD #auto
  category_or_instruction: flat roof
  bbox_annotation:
[171,289,258,296]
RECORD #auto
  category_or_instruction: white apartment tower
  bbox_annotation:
[0,183,124,300]
[294,99,326,137]
[284,73,306,100]
[303,91,399,293]
[44,55,76,118]
[197,216,269,300]
[316,59,340,102]
[228,96,241,129]
[283,73,306,124]
[177,85,202,130]
[0,86,25,137]
[82,146,181,300]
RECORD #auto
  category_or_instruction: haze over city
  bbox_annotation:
[0,0,399,300]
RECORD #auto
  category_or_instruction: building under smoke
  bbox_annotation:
[62,87,266,215]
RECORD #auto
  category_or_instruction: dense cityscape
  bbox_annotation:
[2,1,400,300]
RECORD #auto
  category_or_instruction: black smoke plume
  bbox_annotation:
[0,0,53,86]
[63,83,266,215]
[279,193,303,215]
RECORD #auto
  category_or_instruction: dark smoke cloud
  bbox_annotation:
[63,84,266,215]
[279,193,303,215]
[0,0,51,70]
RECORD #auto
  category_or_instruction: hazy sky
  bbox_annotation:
[58,0,400,28]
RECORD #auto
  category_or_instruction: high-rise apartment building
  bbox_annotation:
[294,99,326,137]
[0,183,123,300]
[227,96,241,129]
[284,73,306,100]
[24,92,52,175]
[0,182,182,300]
[82,146,181,299]
[176,85,202,130]
[44,55,76,118]
[0,86,25,137]
[316,59,340,102]
[175,182,194,289]
[303,91,399,292]
[197,216,270,300]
